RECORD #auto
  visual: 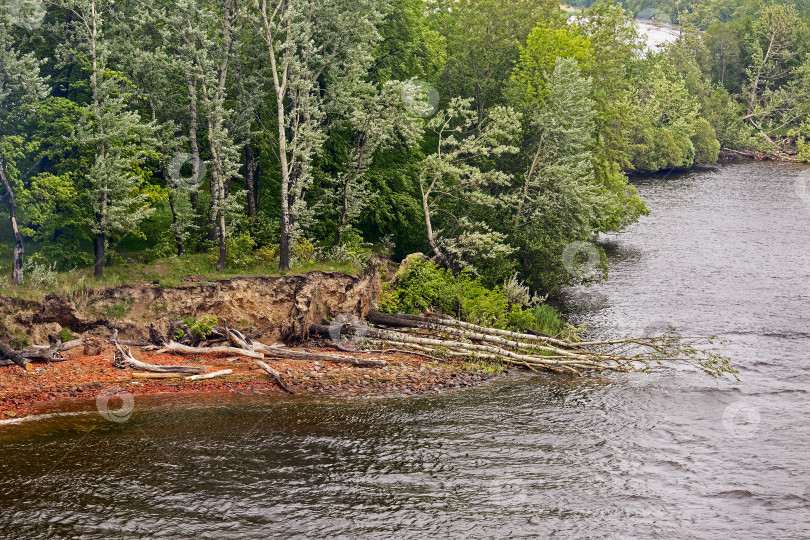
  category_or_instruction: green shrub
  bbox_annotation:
[182,316,218,340]
[144,229,177,262]
[796,118,810,163]
[291,237,315,264]
[384,257,580,336]
[223,232,257,269]
[386,258,513,328]
[60,327,73,342]
[530,304,567,336]
[21,253,58,288]
[378,280,400,313]
[255,245,277,266]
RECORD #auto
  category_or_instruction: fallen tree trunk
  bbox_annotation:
[358,311,737,378]
[367,311,574,350]
[314,323,618,375]
[156,341,264,359]
[114,343,205,374]
[0,341,33,370]
[255,341,387,368]
[131,372,185,379]
[21,338,65,362]
[255,360,294,394]
[185,369,233,381]
[367,312,582,358]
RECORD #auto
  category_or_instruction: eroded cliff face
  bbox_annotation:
[0,271,381,345]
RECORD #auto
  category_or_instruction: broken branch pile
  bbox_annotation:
[312,311,736,378]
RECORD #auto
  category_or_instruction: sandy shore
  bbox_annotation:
[0,343,503,421]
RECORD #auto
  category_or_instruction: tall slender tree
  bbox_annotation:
[254,0,388,270]
[331,80,422,247]
[0,17,48,284]
[60,0,157,278]
[417,98,520,269]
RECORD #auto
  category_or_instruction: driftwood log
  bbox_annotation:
[255,340,387,368]
[0,335,72,369]
[185,369,233,381]
[114,343,205,374]
[131,372,185,379]
[0,341,33,370]
[221,320,253,351]
[23,346,66,364]
[255,360,294,394]
[155,341,264,359]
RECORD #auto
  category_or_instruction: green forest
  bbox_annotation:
[1,0,809,299]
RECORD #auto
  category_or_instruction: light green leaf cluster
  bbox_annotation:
[417,97,521,270]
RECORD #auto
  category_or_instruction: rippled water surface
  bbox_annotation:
[1,162,810,539]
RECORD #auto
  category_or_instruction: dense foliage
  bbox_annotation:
[0,0,808,299]
[382,257,575,337]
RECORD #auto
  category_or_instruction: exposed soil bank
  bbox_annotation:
[0,271,381,345]
[0,269,504,422]
[0,343,503,421]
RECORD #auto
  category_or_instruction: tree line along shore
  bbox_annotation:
[1,0,808,341]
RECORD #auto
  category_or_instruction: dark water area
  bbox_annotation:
[1,162,809,539]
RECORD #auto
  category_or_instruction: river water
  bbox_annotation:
[1,162,809,539]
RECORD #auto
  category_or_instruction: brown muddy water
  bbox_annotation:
[0,162,809,539]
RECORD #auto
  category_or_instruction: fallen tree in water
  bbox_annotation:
[312,311,738,379]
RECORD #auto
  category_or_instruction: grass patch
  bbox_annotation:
[0,252,362,300]
[60,327,72,342]
[461,359,506,375]
[531,304,567,336]
[101,298,135,320]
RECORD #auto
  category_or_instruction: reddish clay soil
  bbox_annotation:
[0,344,500,421]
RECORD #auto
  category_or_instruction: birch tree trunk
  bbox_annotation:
[0,164,23,284]
[259,0,293,270]
[185,74,201,210]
